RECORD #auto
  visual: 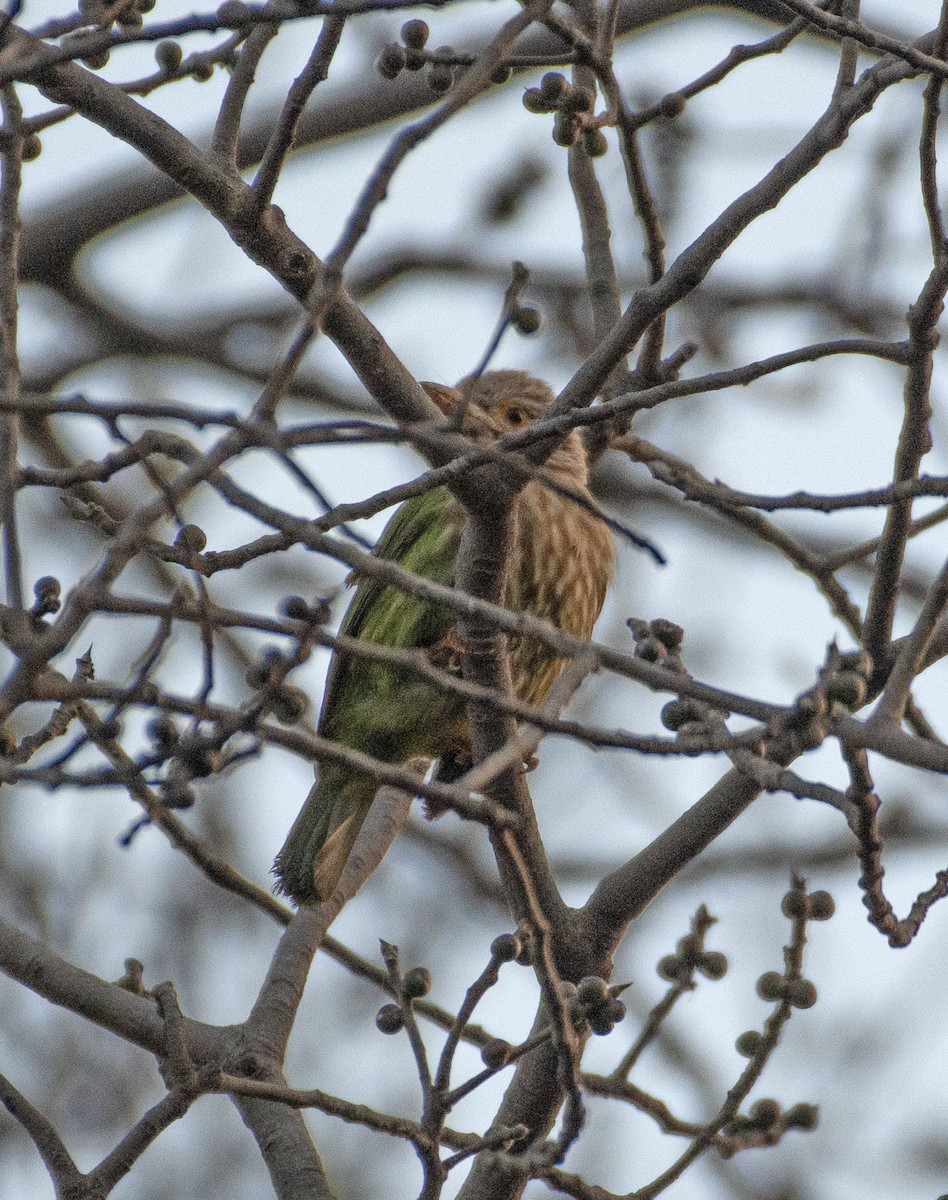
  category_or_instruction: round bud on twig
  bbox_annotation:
[270,685,308,725]
[807,890,835,920]
[635,636,666,662]
[584,128,608,157]
[587,1006,615,1036]
[756,971,786,1002]
[659,92,686,118]
[660,700,690,731]
[155,40,183,72]
[218,0,251,25]
[511,305,541,334]
[749,1098,781,1128]
[828,669,867,710]
[652,619,685,650]
[563,85,595,114]
[375,1004,404,1034]
[781,889,808,920]
[403,966,432,999]
[33,576,61,616]
[480,1038,512,1069]
[552,112,579,148]
[400,19,429,48]
[577,976,610,1005]
[281,596,311,621]
[175,524,207,552]
[785,978,817,1009]
[376,43,407,79]
[735,1030,762,1058]
[784,1102,818,1130]
[427,62,454,94]
[539,72,569,103]
[117,7,143,29]
[697,951,727,980]
[490,932,521,962]
[523,88,554,114]
[791,716,826,751]
[147,714,178,747]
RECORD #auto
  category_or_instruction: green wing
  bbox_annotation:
[319,485,464,753]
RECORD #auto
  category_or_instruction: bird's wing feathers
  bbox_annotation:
[319,485,463,727]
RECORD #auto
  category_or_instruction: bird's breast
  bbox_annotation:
[502,480,615,706]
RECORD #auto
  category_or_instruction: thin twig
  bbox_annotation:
[0,1074,84,1194]
[251,15,347,212]
[212,20,278,164]
[870,555,948,726]
[0,84,23,609]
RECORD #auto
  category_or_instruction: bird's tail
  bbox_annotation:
[273,766,377,904]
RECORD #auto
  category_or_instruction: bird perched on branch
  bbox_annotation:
[274,369,615,904]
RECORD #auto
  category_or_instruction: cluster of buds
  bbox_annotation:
[628,618,718,735]
[375,964,433,1034]
[246,646,309,725]
[628,616,684,667]
[628,619,710,729]
[566,975,627,1037]
[657,933,727,986]
[522,72,608,156]
[154,1,258,79]
[146,713,228,809]
[146,714,180,758]
[376,21,467,95]
[152,40,219,81]
[78,0,155,31]
[826,648,872,710]
[788,647,873,751]
[65,0,157,67]
[725,1097,818,1139]
[781,885,835,922]
[734,883,832,1056]
[281,594,333,626]
[755,969,818,1010]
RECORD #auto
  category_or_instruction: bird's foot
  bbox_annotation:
[425,630,465,674]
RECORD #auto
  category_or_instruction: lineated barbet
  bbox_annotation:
[274,369,614,904]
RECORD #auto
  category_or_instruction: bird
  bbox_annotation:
[273,369,615,904]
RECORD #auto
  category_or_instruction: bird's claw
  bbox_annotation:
[426,630,465,674]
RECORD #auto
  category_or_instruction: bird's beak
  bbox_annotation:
[420,381,459,416]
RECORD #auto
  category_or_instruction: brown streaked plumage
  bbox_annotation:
[274,369,615,904]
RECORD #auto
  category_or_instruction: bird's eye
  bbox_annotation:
[504,406,527,426]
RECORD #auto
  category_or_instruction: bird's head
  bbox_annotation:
[421,369,588,486]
